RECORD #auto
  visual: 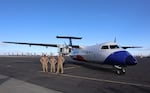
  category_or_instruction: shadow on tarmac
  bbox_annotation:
[66,61,115,74]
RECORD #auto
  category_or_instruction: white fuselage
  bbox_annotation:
[70,42,123,62]
[69,42,137,66]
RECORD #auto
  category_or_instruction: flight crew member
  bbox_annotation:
[49,56,57,73]
[40,54,49,72]
[56,53,65,74]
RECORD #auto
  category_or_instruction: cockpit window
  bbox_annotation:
[110,45,119,49]
[101,46,109,49]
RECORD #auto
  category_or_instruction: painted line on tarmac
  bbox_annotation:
[38,66,80,73]
[64,66,80,70]
[61,74,150,88]
[38,69,150,88]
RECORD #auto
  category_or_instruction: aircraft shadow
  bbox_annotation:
[66,61,115,74]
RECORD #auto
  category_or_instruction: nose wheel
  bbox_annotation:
[114,65,126,75]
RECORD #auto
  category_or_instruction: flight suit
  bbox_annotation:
[56,53,65,74]
[49,56,57,73]
[40,55,49,72]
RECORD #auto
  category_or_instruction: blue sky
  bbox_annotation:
[0,0,150,56]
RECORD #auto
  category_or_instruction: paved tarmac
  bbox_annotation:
[0,56,150,93]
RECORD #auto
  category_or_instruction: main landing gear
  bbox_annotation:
[114,65,126,75]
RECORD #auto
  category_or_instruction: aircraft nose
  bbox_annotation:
[125,55,137,65]
[104,51,137,66]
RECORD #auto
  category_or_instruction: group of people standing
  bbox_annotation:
[40,53,65,74]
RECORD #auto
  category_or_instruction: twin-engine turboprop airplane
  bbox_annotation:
[3,36,140,75]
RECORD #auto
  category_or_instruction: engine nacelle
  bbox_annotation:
[58,46,72,55]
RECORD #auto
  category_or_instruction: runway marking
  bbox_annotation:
[37,65,150,88]
[38,66,80,73]
[64,66,80,70]
[38,71,46,73]
[6,65,12,68]
[60,74,150,88]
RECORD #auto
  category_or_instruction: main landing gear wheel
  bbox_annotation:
[116,69,126,75]
[114,65,126,75]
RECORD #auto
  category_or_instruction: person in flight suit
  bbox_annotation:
[56,53,65,74]
[49,56,57,73]
[40,54,49,72]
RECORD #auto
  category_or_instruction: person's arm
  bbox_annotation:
[62,57,65,63]
[40,58,43,63]
[54,59,57,64]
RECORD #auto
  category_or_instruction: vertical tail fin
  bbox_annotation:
[114,37,116,43]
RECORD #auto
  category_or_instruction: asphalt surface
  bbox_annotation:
[0,56,150,93]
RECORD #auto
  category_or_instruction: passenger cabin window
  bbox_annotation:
[101,46,109,49]
[110,45,119,49]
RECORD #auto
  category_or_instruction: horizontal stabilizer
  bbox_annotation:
[56,36,82,39]
[56,36,82,46]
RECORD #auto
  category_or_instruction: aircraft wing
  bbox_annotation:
[121,46,142,49]
[3,41,58,47]
[2,41,81,48]
[72,45,80,48]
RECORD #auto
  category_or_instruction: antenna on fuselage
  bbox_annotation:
[114,37,117,43]
[56,36,82,46]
